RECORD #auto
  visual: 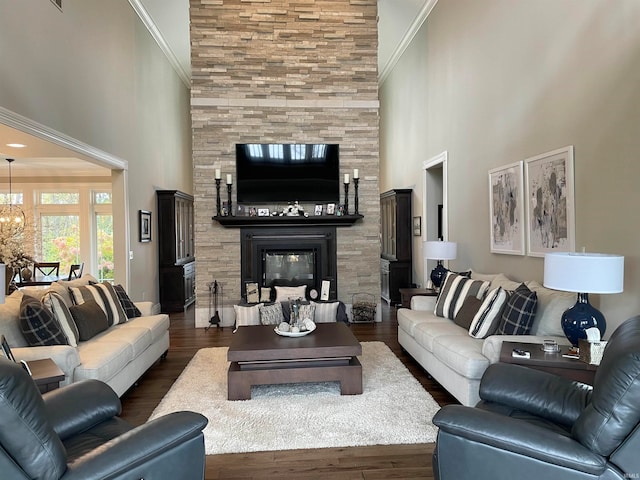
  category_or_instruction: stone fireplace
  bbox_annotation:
[190,0,381,328]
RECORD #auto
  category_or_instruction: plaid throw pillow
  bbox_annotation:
[113,284,142,318]
[497,283,538,335]
[19,295,68,346]
[434,272,490,320]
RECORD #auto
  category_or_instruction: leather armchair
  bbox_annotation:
[432,315,640,480]
[0,358,208,480]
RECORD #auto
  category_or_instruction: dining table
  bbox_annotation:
[16,275,63,288]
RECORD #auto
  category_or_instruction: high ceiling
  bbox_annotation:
[0,0,434,177]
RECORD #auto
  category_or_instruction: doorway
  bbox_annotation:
[422,151,448,287]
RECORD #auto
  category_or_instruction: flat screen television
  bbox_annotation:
[236,143,340,204]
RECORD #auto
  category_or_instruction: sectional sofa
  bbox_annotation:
[397,271,576,406]
[0,275,169,397]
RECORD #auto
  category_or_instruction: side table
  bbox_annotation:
[500,341,597,385]
[29,358,65,393]
[398,288,438,309]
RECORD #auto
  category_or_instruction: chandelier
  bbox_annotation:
[0,158,25,229]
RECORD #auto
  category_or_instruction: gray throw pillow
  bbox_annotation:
[453,296,482,330]
[69,300,109,341]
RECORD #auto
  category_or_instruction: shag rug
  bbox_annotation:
[148,341,440,455]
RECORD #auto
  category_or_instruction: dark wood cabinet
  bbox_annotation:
[157,190,195,312]
[380,189,412,305]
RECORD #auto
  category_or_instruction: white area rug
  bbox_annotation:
[149,341,440,455]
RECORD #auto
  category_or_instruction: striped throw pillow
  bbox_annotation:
[69,283,128,326]
[468,287,508,338]
[42,291,79,347]
[434,272,490,320]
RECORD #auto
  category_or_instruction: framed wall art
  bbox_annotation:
[524,146,575,257]
[488,161,525,255]
[139,210,152,243]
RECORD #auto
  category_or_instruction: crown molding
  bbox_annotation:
[378,0,438,86]
[0,107,127,170]
[128,0,191,89]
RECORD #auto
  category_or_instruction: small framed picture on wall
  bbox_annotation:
[139,210,152,242]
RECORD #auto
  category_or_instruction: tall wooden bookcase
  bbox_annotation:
[380,189,412,305]
[157,190,195,312]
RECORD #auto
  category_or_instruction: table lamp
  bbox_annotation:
[423,241,457,289]
[543,252,624,346]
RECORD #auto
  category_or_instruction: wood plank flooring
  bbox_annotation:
[119,303,457,479]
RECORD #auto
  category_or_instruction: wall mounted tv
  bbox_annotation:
[236,143,340,204]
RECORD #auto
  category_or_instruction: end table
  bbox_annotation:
[500,341,596,385]
[398,288,438,309]
[29,358,65,393]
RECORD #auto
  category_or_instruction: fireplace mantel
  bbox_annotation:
[213,214,363,228]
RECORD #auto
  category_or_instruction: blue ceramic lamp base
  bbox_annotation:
[561,292,606,347]
[430,262,449,289]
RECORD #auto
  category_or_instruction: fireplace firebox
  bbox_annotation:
[241,227,337,300]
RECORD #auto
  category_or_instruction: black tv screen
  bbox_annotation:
[236,143,340,204]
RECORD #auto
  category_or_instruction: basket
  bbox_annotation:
[578,339,608,365]
[351,293,377,323]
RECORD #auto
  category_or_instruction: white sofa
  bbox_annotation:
[397,272,576,406]
[0,278,169,397]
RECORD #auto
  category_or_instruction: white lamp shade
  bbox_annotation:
[423,241,457,261]
[543,252,624,294]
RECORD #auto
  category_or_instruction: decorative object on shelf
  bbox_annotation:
[226,174,233,217]
[543,252,624,346]
[423,240,457,290]
[343,174,349,215]
[488,161,525,255]
[139,210,151,242]
[525,146,575,257]
[215,168,222,216]
[257,208,269,217]
[353,169,359,214]
[326,203,335,215]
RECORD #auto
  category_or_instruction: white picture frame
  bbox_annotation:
[488,161,525,255]
[257,208,270,217]
[524,146,575,257]
[326,203,335,215]
[320,280,330,301]
[314,204,323,216]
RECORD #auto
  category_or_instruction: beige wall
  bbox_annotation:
[0,0,192,303]
[190,0,380,327]
[380,0,640,334]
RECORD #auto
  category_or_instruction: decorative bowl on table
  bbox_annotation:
[275,319,316,337]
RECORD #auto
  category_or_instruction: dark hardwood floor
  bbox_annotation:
[119,302,457,479]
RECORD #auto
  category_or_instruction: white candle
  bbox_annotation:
[215,168,221,179]
[344,174,349,184]
[353,169,359,179]
[226,174,232,185]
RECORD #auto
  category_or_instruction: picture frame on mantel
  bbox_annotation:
[139,210,151,243]
[524,146,575,257]
[488,161,525,255]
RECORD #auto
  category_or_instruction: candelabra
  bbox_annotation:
[343,181,349,215]
[215,178,221,216]
[353,177,359,214]
[227,183,233,216]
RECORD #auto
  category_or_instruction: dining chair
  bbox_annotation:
[34,262,60,277]
[67,262,84,280]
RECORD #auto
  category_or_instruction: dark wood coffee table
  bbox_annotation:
[227,322,363,400]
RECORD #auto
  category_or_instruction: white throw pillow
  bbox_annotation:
[233,303,263,327]
[468,287,508,339]
[526,281,576,337]
[274,285,307,303]
[310,301,339,323]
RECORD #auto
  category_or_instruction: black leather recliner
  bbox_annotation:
[0,358,208,480]
[432,315,640,480]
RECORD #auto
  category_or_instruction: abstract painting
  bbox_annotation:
[524,146,575,257]
[489,161,525,255]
